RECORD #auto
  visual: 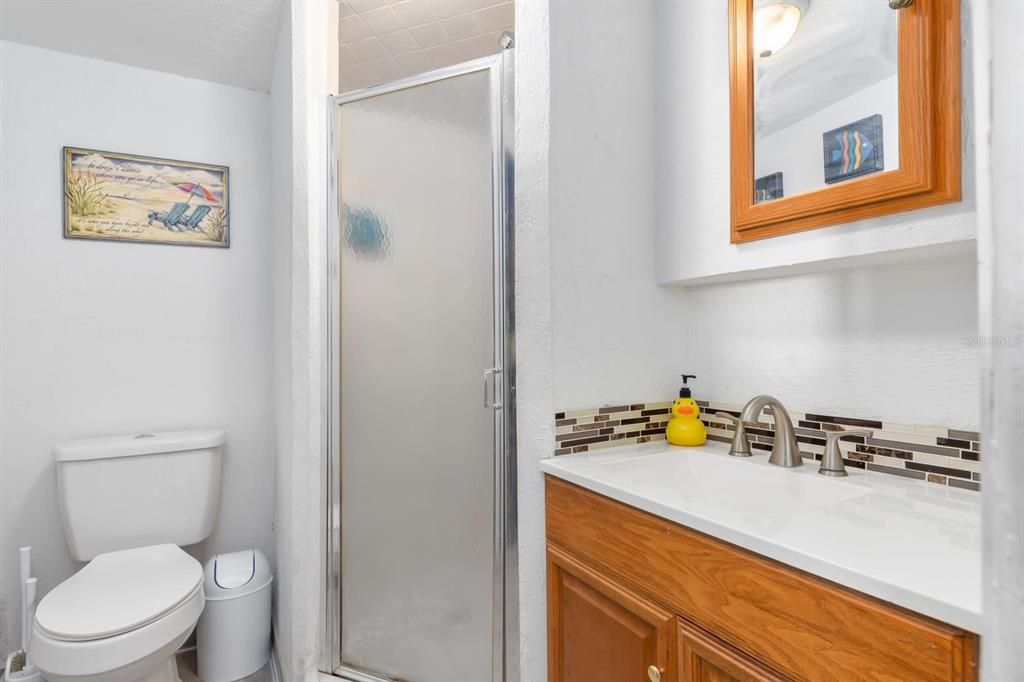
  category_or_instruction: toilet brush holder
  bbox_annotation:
[3,650,46,682]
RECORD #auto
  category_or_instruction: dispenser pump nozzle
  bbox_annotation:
[679,374,697,398]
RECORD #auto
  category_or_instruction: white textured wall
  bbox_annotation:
[654,0,978,285]
[549,0,687,411]
[269,5,297,676]
[513,1,552,680]
[976,0,1024,677]
[270,0,330,679]
[687,255,980,429]
[0,41,274,656]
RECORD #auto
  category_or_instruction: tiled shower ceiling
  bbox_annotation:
[339,0,514,93]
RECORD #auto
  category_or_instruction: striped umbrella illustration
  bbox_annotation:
[174,181,218,204]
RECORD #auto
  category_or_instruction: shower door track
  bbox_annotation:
[322,49,518,682]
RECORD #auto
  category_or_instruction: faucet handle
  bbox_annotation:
[818,429,873,477]
[715,412,752,458]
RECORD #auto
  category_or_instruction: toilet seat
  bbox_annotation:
[29,544,205,682]
[36,543,203,641]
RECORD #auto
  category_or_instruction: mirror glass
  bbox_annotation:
[753,0,899,202]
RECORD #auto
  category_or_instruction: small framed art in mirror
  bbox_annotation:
[729,0,961,243]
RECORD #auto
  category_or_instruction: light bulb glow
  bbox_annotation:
[754,4,801,57]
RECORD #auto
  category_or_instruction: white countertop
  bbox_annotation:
[540,440,982,632]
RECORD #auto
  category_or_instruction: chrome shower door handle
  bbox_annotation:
[483,368,502,410]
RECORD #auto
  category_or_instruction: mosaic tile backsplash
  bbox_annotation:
[554,399,981,491]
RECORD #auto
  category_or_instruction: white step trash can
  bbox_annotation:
[197,549,273,682]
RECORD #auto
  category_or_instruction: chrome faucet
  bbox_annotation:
[732,395,803,468]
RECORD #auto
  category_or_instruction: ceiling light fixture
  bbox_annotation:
[754,0,806,58]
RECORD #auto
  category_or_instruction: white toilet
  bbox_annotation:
[29,429,224,682]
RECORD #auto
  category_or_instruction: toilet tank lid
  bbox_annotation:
[54,429,226,462]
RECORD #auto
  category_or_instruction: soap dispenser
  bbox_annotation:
[666,374,707,446]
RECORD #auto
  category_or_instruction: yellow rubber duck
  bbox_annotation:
[666,375,707,446]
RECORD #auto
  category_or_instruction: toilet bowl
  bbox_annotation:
[30,544,205,682]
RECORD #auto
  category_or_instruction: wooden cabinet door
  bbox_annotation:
[677,620,787,682]
[548,545,674,682]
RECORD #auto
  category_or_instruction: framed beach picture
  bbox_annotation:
[63,147,229,247]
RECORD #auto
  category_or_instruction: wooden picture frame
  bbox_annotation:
[728,0,961,243]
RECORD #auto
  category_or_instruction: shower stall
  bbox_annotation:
[323,47,517,682]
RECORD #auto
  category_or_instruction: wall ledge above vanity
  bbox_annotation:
[661,238,975,288]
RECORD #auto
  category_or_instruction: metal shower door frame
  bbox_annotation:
[322,49,518,682]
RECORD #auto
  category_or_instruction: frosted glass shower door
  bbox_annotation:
[337,64,504,682]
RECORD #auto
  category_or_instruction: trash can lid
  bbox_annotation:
[203,549,272,600]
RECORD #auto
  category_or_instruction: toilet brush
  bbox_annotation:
[3,548,45,682]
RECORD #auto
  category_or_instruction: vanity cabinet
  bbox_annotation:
[545,476,979,682]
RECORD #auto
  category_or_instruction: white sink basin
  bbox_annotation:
[596,449,872,518]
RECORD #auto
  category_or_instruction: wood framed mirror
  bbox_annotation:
[729,0,960,243]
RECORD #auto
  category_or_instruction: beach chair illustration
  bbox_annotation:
[147,203,212,231]
[147,202,189,228]
[179,205,212,231]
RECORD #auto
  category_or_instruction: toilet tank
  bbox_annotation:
[55,429,225,561]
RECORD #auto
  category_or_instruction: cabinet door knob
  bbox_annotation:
[647,664,663,682]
